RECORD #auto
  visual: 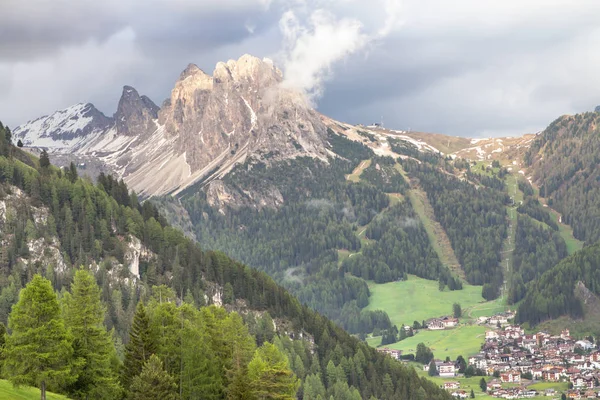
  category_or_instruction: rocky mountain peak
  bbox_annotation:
[13,103,113,149]
[179,63,205,81]
[114,85,159,137]
[14,53,331,199]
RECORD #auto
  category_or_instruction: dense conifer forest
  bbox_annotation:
[401,159,509,299]
[179,133,453,334]
[525,112,600,243]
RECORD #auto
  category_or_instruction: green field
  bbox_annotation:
[0,380,68,400]
[365,275,491,328]
[527,381,568,392]
[379,325,487,360]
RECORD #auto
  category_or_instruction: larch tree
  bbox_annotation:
[62,268,121,399]
[4,274,75,400]
[247,342,299,400]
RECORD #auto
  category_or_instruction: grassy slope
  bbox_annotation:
[365,276,486,328]
[383,325,488,361]
[0,380,68,400]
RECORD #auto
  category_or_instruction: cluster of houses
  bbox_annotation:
[466,326,600,398]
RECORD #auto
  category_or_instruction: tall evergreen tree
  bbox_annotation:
[121,302,157,390]
[39,150,50,169]
[62,268,121,399]
[4,275,75,400]
[130,354,177,400]
[247,343,299,400]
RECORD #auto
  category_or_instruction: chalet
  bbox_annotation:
[543,369,562,382]
[443,381,460,390]
[439,363,457,377]
[469,354,488,370]
[500,370,521,383]
[428,319,445,330]
[377,347,402,360]
[442,316,459,328]
[486,330,500,340]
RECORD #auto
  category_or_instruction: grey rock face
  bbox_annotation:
[15,54,332,204]
[114,86,159,137]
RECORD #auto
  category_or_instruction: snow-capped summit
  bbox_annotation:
[13,103,113,152]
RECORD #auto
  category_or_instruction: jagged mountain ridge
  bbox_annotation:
[15,54,330,198]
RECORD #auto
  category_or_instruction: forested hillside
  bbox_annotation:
[401,159,509,300]
[507,214,567,304]
[515,242,600,326]
[525,112,600,244]
[179,133,458,334]
[0,121,451,399]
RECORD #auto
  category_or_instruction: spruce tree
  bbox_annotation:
[121,302,157,390]
[39,149,50,168]
[130,354,177,400]
[63,269,121,399]
[4,274,75,400]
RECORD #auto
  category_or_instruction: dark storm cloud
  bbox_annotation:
[3,0,600,138]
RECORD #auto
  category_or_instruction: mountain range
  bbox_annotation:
[14,54,600,346]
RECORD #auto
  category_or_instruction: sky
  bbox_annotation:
[2,0,600,137]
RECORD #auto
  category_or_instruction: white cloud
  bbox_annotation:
[277,0,401,100]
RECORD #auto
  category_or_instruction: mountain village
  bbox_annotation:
[379,312,600,399]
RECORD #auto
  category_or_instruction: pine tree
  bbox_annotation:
[130,354,177,400]
[62,268,121,399]
[121,302,157,390]
[4,274,75,400]
[39,149,50,169]
[17,139,23,148]
[470,388,475,398]
[479,377,487,392]
[248,343,299,400]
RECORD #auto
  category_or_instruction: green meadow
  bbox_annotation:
[0,380,68,400]
[365,275,491,328]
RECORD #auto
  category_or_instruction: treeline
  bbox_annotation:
[507,215,567,304]
[402,159,509,299]
[0,121,452,400]
[525,112,600,244]
[516,243,600,326]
